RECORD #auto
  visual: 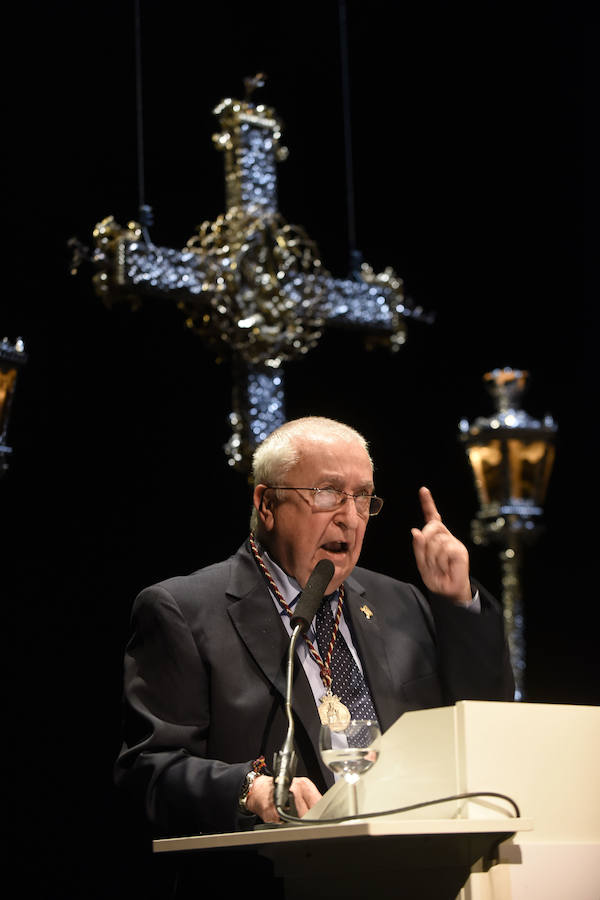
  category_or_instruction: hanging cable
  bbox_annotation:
[134,0,154,243]
[338,0,361,277]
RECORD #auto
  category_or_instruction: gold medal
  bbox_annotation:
[318,693,351,731]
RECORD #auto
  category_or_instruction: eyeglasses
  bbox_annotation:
[267,486,384,518]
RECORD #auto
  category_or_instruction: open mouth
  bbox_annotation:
[321,541,349,554]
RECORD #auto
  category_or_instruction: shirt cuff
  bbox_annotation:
[464,589,481,613]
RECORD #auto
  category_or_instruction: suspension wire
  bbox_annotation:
[338,0,361,277]
[134,0,153,242]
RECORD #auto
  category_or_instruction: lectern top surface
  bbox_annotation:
[153,817,532,853]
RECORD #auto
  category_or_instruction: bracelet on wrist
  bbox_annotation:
[238,756,270,813]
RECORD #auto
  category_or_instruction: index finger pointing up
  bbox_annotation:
[419,486,442,524]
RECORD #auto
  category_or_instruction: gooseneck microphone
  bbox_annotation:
[273,558,335,817]
[290,559,335,633]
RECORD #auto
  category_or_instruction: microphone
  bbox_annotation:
[273,558,335,817]
[290,559,335,632]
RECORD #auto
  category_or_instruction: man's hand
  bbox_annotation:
[411,487,472,607]
[246,774,322,822]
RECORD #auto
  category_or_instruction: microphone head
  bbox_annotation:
[290,559,335,632]
[305,558,335,593]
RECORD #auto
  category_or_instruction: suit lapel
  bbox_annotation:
[226,550,290,697]
[343,572,400,732]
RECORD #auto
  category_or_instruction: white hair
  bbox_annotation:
[250,416,372,532]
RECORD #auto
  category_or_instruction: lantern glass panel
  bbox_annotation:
[507,439,554,503]
[0,366,17,441]
[466,440,503,505]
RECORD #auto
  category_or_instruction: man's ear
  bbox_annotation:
[253,484,275,532]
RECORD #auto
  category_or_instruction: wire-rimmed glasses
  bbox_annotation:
[267,486,384,518]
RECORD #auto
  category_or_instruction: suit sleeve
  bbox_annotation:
[427,577,515,703]
[114,585,256,837]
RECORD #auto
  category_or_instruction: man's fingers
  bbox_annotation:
[424,529,455,570]
[413,522,464,574]
[290,777,322,817]
[411,527,425,562]
[419,486,442,524]
[412,490,471,603]
[246,775,281,822]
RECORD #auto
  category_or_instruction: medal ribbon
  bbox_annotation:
[249,533,343,693]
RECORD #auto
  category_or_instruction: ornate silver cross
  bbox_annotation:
[82,85,432,472]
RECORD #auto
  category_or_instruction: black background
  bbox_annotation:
[2,2,590,897]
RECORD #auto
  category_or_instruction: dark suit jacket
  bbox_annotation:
[115,541,513,836]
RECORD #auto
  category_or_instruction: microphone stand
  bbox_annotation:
[272,558,334,819]
[273,623,302,818]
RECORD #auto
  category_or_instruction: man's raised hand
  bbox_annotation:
[411,487,472,607]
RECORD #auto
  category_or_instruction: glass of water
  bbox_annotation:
[319,719,381,817]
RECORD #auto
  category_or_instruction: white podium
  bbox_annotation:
[154,701,600,899]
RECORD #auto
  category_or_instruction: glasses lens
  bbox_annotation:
[314,488,339,509]
[354,495,372,517]
[312,490,383,517]
[369,496,384,516]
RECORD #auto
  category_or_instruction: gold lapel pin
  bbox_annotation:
[360,604,374,619]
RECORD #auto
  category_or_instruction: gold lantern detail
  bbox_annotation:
[0,337,27,478]
[459,368,557,699]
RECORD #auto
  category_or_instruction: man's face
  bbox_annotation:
[255,438,375,592]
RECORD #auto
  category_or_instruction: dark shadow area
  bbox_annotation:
[2,2,588,896]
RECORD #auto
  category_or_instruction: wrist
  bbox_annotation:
[238,770,260,813]
[238,756,270,814]
[452,583,475,607]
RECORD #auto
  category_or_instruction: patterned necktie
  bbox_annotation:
[314,597,379,725]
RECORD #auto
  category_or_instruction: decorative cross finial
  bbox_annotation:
[243,72,267,100]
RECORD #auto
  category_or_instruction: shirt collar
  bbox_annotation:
[259,545,340,615]
[261,547,303,609]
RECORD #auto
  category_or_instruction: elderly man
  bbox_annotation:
[116,416,513,838]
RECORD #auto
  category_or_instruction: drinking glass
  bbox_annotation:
[319,718,381,816]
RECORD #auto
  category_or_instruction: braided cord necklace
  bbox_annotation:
[249,533,351,728]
